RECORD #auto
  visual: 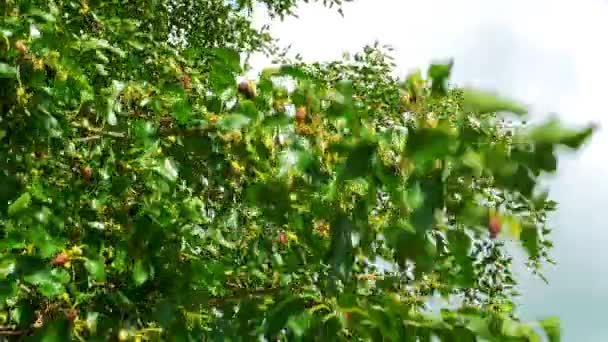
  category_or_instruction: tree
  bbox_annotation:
[0,0,594,340]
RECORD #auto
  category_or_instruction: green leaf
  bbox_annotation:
[326,213,354,279]
[463,88,527,115]
[405,127,453,165]
[27,9,57,22]
[84,258,106,282]
[157,158,179,181]
[28,319,70,342]
[133,260,149,286]
[524,117,595,149]
[521,222,539,258]
[287,311,313,337]
[212,47,241,71]
[279,149,313,176]
[173,98,192,124]
[338,140,377,181]
[8,192,31,216]
[465,316,495,340]
[24,271,64,298]
[82,38,125,57]
[34,232,62,259]
[217,113,252,131]
[539,316,560,342]
[0,280,17,304]
[279,65,309,79]
[265,296,306,337]
[0,63,17,78]
[427,60,453,96]
[410,174,444,232]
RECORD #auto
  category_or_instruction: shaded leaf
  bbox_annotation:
[133,260,149,286]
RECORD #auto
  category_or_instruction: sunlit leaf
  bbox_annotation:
[539,316,561,342]
[8,192,31,216]
[0,63,17,78]
[133,260,149,286]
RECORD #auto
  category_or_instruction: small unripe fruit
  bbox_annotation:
[71,246,83,256]
[52,252,70,266]
[230,161,243,175]
[425,117,438,128]
[488,215,501,239]
[295,106,307,123]
[118,329,129,342]
[273,99,285,112]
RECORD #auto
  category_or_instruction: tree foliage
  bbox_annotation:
[0,0,594,340]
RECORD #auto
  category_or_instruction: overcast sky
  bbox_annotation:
[252,0,608,340]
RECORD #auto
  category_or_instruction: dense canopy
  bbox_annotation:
[0,0,594,340]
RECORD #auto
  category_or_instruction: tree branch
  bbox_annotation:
[71,120,215,142]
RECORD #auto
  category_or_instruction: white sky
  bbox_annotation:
[251,0,608,340]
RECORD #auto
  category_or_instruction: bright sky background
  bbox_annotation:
[251,0,608,340]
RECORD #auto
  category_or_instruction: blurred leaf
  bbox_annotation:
[212,48,241,71]
[428,60,453,96]
[326,213,354,279]
[463,88,527,115]
[217,113,251,131]
[157,158,179,181]
[339,140,377,181]
[405,127,453,165]
[521,223,539,258]
[524,117,595,149]
[174,98,192,124]
[539,316,560,342]
[503,215,522,239]
[287,311,312,337]
[0,280,17,303]
[265,296,306,337]
[279,65,309,79]
[28,319,70,342]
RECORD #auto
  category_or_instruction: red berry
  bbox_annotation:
[82,166,92,179]
[278,231,287,245]
[295,106,307,123]
[238,80,255,99]
[15,40,28,54]
[181,75,192,91]
[52,252,70,266]
[488,215,501,239]
[65,308,79,321]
